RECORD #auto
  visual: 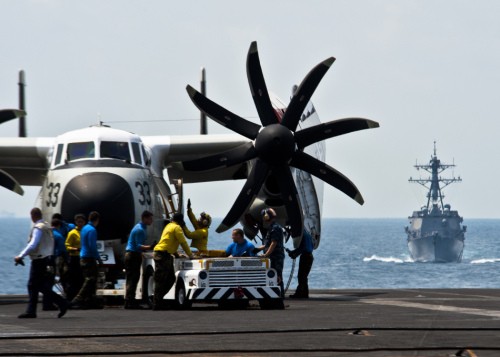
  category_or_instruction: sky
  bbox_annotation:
[0,0,499,219]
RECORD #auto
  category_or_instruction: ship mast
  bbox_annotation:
[409,142,461,212]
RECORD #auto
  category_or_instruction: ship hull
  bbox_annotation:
[405,210,466,263]
[407,235,464,263]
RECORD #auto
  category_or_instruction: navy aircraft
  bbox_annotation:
[0,42,378,279]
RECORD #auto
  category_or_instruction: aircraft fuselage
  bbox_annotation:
[36,125,173,245]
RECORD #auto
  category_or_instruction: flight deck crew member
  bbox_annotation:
[182,199,211,254]
[65,213,86,301]
[257,208,285,297]
[51,218,68,286]
[14,207,68,318]
[288,230,314,299]
[52,213,76,239]
[51,213,74,299]
[225,228,256,257]
[124,210,155,309]
[70,211,103,309]
[152,213,193,310]
[42,218,68,311]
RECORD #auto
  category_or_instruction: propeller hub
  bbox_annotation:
[255,124,295,165]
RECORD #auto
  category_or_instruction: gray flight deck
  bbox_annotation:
[1,289,499,356]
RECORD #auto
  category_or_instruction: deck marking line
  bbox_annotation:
[362,299,500,318]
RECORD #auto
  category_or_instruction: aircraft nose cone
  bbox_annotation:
[61,172,135,242]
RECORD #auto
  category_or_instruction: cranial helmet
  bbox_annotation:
[261,208,276,220]
[200,212,212,227]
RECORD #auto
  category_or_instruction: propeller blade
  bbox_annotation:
[281,57,335,132]
[0,169,24,195]
[291,151,364,205]
[295,118,380,149]
[186,85,261,140]
[0,109,26,124]
[272,167,304,239]
[246,41,277,127]
[182,142,257,171]
[217,159,269,233]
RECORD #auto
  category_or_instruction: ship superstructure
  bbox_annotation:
[405,143,466,262]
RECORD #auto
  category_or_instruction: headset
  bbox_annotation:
[200,212,211,227]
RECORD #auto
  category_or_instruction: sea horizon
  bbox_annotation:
[2,217,499,295]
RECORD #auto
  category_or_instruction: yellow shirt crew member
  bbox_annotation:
[182,207,209,253]
[152,213,192,310]
[155,220,193,256]
[65,228,81,256]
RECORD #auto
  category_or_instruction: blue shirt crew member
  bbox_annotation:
[126,222,149,253]
[225,228,256,257]
[14,207,68,319]
[42,218,69,310]
[52,213,75,238]
[288,230,315,299]
[70,211,102,309]
[52,224,68,259]
[124,210,155,309]
[79,222,100,260]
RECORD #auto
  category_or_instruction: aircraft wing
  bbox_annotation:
[0,133,250,190]
[142,134,252,184]
[0,137,54,187]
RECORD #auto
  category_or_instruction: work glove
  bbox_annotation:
[150,240,157,250]
[187,198,191,210]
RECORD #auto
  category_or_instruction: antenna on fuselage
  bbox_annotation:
[200,67,207,135]
[18,70,27,137]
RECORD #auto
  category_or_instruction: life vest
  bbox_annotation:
[28,222,54,259]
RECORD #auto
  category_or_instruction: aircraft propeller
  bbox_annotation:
[182,41,379,239]
[0,108,26,195]
[0,109,26,125]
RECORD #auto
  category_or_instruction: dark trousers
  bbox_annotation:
[26,257,66,314]
[65,255,83,301]
[296,253,314,297]
[153,251,175,306]
[73,258,97,304]
[42,255,69,308]
[124,251,142,302]
[56,255,69,291]
[270,256,285,298]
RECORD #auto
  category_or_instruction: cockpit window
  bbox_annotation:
[101,141,131,161]
[141,144,150,166]
[54,143,64,165]
[131,142,142,165]
[67,142,95,161]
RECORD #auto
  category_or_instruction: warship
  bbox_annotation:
[405,143,466,263]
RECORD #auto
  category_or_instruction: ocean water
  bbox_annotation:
[1,217,499,295]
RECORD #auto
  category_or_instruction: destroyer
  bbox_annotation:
[405,143,466,262]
